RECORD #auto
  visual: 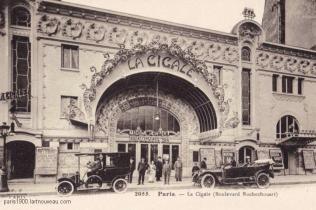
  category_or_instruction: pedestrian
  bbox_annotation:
[129,157,135,183]
[174,157,183,181]
[147,160,156,183]
[137,157,148,185]
[155,156,163,181]
[162,159,171,185]
[200,157,207,169]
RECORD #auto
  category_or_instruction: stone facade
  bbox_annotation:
[0,0,316,183]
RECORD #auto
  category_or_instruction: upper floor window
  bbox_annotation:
[242,68,251,125]
[213,65,223,85]
[282,76,294,94]
[61,44,79,69]
[241,47,251,62]
[11,7,31,27]
[272,74,279,92]
[276,115,299,139]
[298,78,304,95]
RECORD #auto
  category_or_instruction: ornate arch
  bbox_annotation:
[81,41,239,129]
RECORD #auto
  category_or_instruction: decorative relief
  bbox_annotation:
[206,43,222,60]
[109,27,128,45]
[0,10,5,36]
[62,18,84,39]
[284,57,298,72]
[238,22,262,41]
[256,50,315,76]
[38,15,60,36]
[130,30,149,46]
[224,112,240,129]
[223,47,239,63]
[86,23,106,42]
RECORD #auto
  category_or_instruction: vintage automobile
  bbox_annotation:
[56,152,130,195]
[193,159,275,189]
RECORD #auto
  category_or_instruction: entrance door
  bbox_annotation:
[7,141,35,179]
[238,146,257,164]
[288,151,297,175]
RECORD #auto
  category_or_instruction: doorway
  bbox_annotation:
[238,146,257,164]
[6,141,35,179]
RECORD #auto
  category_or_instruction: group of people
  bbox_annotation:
[129,156,183,185]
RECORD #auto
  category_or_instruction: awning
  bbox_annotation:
[276,132,316,147]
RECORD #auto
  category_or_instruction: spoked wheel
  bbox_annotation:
[57,181,74,196]
[86,175,102,188]
[200,174,216,189]
[256,173,270,189]
[113,178,128,193]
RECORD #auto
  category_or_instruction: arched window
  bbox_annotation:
[117,106,180,133]
[276,115,299,139]
[241,46,251,61]
[11,7,31,27]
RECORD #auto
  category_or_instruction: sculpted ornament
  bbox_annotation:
[0,11,5,36]
[256,52,270,68]
[38,15,60,36]
[238,22,262,41]
[270,55,284,70]
[109,27,128,45]
[223,47,239,63]
[206,43,222,60]
[62,18,84,39]
[298,60,311,74]
[86,23,106,42]
[130,31,149,46]
[224,112,240,129]
[311,63,316,75]
[284,57,298,72]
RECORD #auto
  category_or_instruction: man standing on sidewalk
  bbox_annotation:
[155,156,163,181]
[137,158,148,185]
[162,159,171,185]
[129,157,136,183]
[174,157,183,181]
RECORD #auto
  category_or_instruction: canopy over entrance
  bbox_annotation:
[276,131,316,147]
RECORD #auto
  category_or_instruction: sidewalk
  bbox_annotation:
[1,174,316,197]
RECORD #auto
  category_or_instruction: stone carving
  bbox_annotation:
[224,112,240,129]
[130,30,149,46]
[86,23,106,42]
[69,103,87,123]
[256,52,270,68]
[284,57,298,72]
[188,41,206,58]
[238,22,262,41]
[109,27,128,45]
[206,43,222,60]
[0,11,5,36]
[311,63,316,75]
[270,55,284,70]
[298,60,311,74]
[62,18,84,39]
[223,47,239,63]
[38,15,60,36]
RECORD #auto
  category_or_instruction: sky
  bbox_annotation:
[63,0,265,33]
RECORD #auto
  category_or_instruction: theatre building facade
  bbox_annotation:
[1,0,316,183]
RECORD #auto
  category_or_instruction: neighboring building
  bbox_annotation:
[262,0,316,49]
[0,0,316,183]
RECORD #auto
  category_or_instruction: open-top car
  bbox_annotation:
[56,152,130,196]
[193,159,275,189]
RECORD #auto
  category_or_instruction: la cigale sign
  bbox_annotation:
[128,54,194,77]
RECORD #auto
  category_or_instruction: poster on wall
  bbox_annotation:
[221,149,235,165]
[269,149,284,170]
[35,148,58,174]
[302,150,316,170]
[199,148,216,168]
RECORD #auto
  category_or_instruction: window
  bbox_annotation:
[276,115,299,139]
[12,36,31,112]
[117,106,180,133]
[60,96,78,118]
[11,7,31,27]
[67,143,73,150]
[241,47,251,61]
[213,65,223,85]
[242,69,251,125]
[272,74,279,92]
[61,45,79,69]
[117,144,126,152]
[282,76,294,94]
[42,141,50,147]
[193,151,199,162]
[298,78,304,95]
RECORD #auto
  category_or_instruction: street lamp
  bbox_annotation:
[0,122,11,192]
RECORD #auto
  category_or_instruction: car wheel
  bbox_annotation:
[57,181,74,196]
[201,174,216,189]
[113,178,128,193]
[256,173,270,189]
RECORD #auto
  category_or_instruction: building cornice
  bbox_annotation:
[38,0,238,45]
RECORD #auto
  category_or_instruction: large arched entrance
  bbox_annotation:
[95,72,218,174]
[6,141,35,179]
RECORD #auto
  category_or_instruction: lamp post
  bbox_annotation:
[0,122,10,192]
